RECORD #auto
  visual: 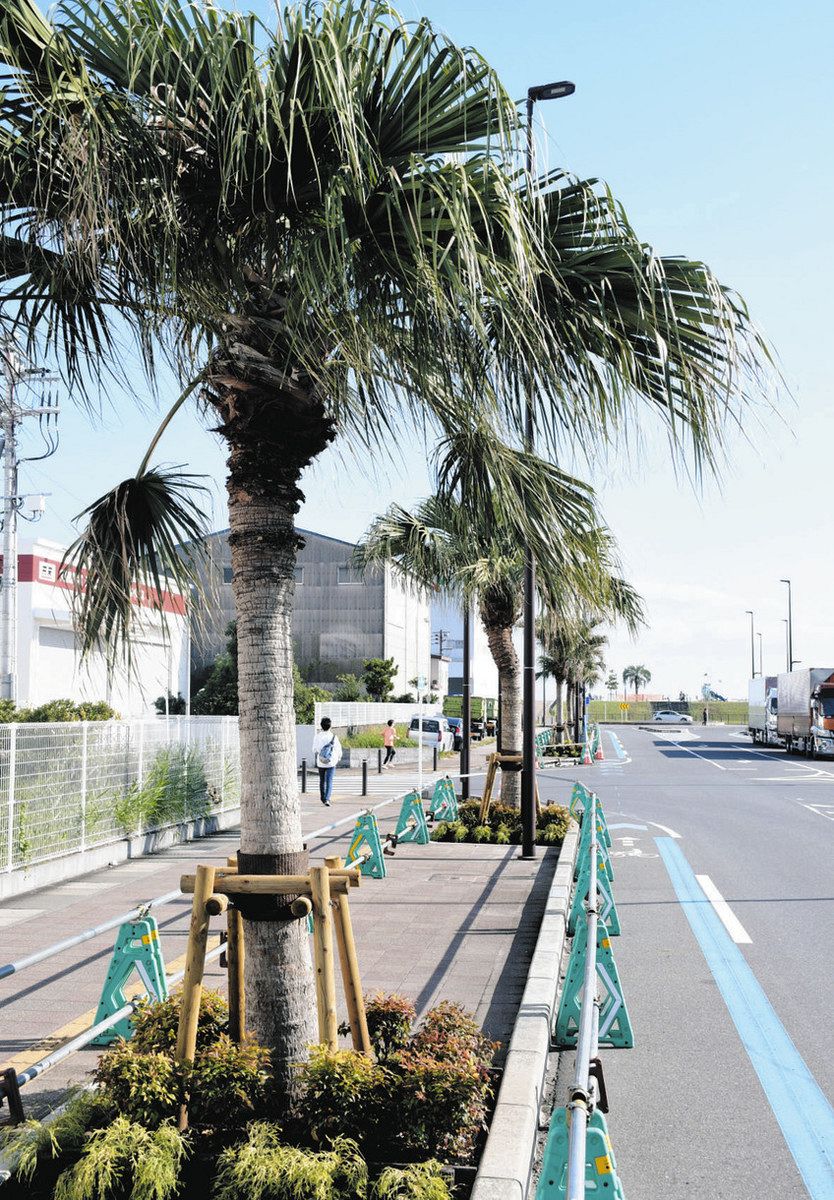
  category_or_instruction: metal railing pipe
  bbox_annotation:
[12,944,224,1091]
[566,793,599,1200]
[0,889,183,982]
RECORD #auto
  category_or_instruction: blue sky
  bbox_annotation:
[23,0,834,698]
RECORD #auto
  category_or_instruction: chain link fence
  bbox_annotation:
[0,717,239,874]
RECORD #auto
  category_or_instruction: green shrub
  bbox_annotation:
[214,1124,367,1200]
[94,1042,180,1129]
[539,822,565,845]
[471,825,492,843]
[3,1093,113,1189]
[494,823,510,845]
[187,1034,271,1134]
[295,1046,388,1147]
[131,989,229,1053]
[370,1161,451,1199]
[412,1003,498,1069]
[114,746,210,833]
[392,1050,490,1163]
[536,805,570,838]
[455,801,482,830]
[364,992,416,1059]
[52,1118,185,1200]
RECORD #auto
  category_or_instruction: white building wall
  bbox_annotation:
[382,567,431,694]
[14,538,188,716]
[432,599,499,698]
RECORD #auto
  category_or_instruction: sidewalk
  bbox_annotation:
[1,757,556,1119]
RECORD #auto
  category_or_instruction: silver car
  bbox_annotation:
[408,715,455,750]
[652,709,693,724]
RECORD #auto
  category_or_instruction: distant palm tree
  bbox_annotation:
[358,434,626,805]
[623,664,652,700]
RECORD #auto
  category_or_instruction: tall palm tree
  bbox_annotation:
[1,0,772,1078]
[623,664,652,700]
[539,615,617,740]
[358,440,639,805]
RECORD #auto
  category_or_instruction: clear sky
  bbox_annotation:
[20,0,834,700]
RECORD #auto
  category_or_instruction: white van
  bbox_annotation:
[408,715,454,751]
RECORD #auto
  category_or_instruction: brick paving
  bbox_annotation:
[0,752,558,1119]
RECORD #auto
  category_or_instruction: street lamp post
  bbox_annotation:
[757,632,763,677]
[780,579,793,672]
[521,78,575,862]
[745,610,755,679]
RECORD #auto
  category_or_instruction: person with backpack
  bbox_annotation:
[382,719,398,768]
[312,717,342,807]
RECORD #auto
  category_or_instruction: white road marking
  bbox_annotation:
[796,800,834,822]
[695,874,752,944]
[654,734,728,770]
[646,820,682,839]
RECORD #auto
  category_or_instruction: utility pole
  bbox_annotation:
[0,336,57,702]
[780,579,793,672]
[0,346,18,701]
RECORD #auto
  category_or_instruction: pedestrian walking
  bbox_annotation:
[312,717,342,807]
[382,719,398,768]
[702,706,708,726]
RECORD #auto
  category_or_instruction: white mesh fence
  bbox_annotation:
[1,717,239,873]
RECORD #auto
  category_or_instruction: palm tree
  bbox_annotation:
[1,0,772,1078]
[359,439,640,804]
[539,615,617,741]
[623,664,652,700]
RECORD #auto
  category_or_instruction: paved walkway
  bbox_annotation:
[1,754,557,1118]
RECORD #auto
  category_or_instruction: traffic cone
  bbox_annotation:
[582,743,592,765]
[594,743,604,761]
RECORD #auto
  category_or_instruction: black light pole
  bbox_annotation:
[521,77,575,861]
[745,610,755,678]
[461,604,472,799]
[780,579,793,672]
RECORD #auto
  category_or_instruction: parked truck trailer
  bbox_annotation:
[748,675,778,745]
[776,668,834,757]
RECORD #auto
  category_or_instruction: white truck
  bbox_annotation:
[748,675,778,745]
[776,668,834,757]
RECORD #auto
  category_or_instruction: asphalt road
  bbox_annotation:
[538,723,834,1200]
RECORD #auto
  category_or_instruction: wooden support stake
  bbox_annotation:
[175,863,216,1129]
[179,872,352,896]
[226,905,245,1044]
[309,866,339,1050]
[479,754,498,823]
[325,856,371,1055]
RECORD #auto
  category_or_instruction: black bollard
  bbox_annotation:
[433,745,438,772]
[362,759,368,796]
[301,758,307,793]
[378,748,383,774]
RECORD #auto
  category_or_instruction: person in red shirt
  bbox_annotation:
[382,719,398,768]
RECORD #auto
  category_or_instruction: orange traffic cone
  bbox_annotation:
[594,744,604,761]
[582,744,592,766]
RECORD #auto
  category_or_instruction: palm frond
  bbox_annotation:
[64,466,209,668]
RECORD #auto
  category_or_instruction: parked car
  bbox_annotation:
[444,716,464,750]
[652,710,693,724]
[408,715,455,751]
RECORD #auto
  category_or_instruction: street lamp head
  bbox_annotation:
[528,80,576,102]
[780,578,790,585]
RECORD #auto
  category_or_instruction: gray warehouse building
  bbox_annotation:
[191,528,431,693]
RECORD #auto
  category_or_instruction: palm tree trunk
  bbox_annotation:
[482,621,521,808]
[210,343,336,1103]
[555,678,565,742]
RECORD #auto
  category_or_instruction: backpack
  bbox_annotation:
[319,735,336,766]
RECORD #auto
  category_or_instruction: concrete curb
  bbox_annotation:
[471,824,579,1200]
[0,806,242,901]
